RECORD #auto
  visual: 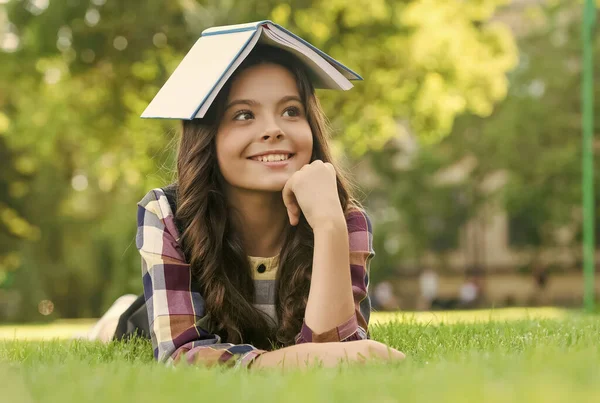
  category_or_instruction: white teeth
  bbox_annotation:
[255,154,289,162]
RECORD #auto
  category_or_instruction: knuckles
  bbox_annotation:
[289,160,337,192]
[301,160,337,176]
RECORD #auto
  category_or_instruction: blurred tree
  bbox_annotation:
[448,1,599,253]
[366,0,599,281]
[0,0,516,320]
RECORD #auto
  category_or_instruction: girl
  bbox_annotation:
[94,44,405,370]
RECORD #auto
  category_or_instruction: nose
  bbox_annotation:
[261,127,285,142]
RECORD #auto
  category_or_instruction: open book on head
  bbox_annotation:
[141,20,362,120]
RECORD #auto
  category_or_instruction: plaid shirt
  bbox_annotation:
[136,188,374,368]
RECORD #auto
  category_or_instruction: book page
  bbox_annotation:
[194,30,262,118]
[261,23,354,90]
[142,29,257,119]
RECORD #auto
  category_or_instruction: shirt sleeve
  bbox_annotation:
[136,188,267,368]
[294,209,374,343]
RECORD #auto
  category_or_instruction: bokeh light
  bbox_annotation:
[38,300,54,316]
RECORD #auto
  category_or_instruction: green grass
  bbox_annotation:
[0,307,569,340]
[1,309,599,402]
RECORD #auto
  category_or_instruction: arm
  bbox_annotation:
[295,209,374,343]
[136,189,266,368]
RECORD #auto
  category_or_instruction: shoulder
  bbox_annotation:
[137,185,177,222]
[138,188,170,219]
[136,187,186,260]
[137,186,182,240]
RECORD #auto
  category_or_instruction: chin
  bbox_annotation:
[241,174,289,191]
[255,180,288,192]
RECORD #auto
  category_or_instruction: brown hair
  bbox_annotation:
[175,45,357,349]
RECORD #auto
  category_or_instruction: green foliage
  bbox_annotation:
[366,1,599,279]
[0,0,516,320]
[443,1,600,250]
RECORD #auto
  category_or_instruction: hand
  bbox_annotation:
[251,340,406,370]
[310,339,406,367]
[282,160,344,228]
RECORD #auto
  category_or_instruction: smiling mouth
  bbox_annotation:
[248,153,294,163]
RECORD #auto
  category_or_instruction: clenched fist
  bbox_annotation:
[282,160,345,229]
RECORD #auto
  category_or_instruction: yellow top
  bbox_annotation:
[247,254,280,325]
[247,254,279,280]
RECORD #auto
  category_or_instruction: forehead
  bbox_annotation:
[227,63,300,101]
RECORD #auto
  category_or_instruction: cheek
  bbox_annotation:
[215,133,240,178]
[297,127,314,165]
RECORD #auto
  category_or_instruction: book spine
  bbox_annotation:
[202,20,269,37]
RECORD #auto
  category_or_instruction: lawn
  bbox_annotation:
[1,308,599,403]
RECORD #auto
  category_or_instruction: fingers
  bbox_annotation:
[315,160,336,180]
[306,160,336,179]
[362,340,406,362]
[300,162,312,171]
[282,176,300,226]
[385,346,406,360]
[282,160,337,227]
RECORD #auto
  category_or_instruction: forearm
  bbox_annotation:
[304,217,354,335]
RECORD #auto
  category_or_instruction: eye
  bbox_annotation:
[283,106,301,117]
[233,110,254,121]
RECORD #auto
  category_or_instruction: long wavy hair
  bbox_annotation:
[175,45,358,349]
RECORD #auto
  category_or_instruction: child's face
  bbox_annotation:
[216,63,313,193]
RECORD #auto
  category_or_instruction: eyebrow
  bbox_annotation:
[225,95,302,112]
